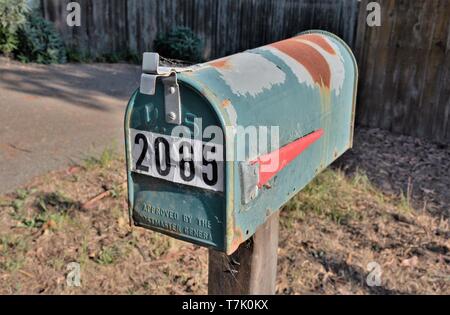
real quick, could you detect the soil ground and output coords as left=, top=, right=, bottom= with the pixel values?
left=0, top=128, right=448, bottom=295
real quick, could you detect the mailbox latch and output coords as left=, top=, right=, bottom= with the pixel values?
left=140, top=53, right=190, bottom=125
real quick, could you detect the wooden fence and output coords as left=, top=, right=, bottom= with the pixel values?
left=40, top=0, right=450, bottom=143
left=356, top=0, right=450, bottom=142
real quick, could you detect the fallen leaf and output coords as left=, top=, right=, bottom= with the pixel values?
left=43, top=219, right=57, bottom=230
left=117, top=217, right=127, bottom=228
left=67, top=166, right=81, bottom=175
left=401, top=256, right=418, bottom=268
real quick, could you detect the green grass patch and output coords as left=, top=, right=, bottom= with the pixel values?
left=96, top=245, right=121, bottom=265
left=0, top=235, right=29, bottom=272
left=282, top=169, right=388, bottom=228
left=281, top=168, right=416, bottom=229
left=83, top=146, right=117, bottom=170
left=8, top=191, right=76, bottom=230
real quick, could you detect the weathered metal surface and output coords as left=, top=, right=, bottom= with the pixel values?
left=125, top=30, right=358, bottom=254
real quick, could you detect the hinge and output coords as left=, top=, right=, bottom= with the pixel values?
left=140, top=53, right=182, bottom=125
left=239, top=162, right=260, bottom=205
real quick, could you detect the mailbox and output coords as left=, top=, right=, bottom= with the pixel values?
left=124, top=30, right=358, bottom=254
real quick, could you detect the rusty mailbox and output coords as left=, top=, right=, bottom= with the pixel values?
left=124, top=30, right=358, bottom=254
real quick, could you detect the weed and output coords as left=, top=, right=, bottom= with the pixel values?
left=282, top=169, right=374, bottom=227
left=99, top=147, right=116, bottom=168
left=11, top=199, right=24, bottom=211
left=0, top=235, right=29, bottom=272
left=67, top=49, right=141, bottom=64
left=398, top=192, right=414, bottom=214
left=66, top=49, right=91, bottom=63
left=10, top=188, right=34, bottom=211
left=78, top=237, right=90, bottom=266
left=48, top=257, right=65, bottom=271
left=149, top=234, right=173, bottom=258
left=0, top=196, right=8, bottom=207
left=15, top=189, right=28, bottom=200
left=96, top=246, right=121, bottom=265
left=36, top=191, right=78, bottom=213
left=110, top=184, right=125, bottom=199
left=84, top=146, right=117, bottom=170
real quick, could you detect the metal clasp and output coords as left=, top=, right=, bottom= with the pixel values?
left=239, top=162, right=260, bottom=205
left=140, top=53, right=182, bottom=125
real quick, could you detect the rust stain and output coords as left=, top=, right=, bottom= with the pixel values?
left=208, top=57, right=232, bottom=70
left=221, top=99, right=231, bottom=108
left=271, top=39, right=331, bottom=89
left=298, top=34, right=336, bottom=55
left=229, top=228, right=244, bottom=254
left=200, top=84, right=219, bottom=103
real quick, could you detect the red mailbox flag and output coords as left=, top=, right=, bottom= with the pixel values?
left=253, top=129, right=324, bottom=187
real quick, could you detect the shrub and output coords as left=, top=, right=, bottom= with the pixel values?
left=15, top=12, right=66, bottom=64
left=67, top=49, right=141, bottom=64
left=0, top=0, right=30, bottom=55
left=154, top=27, right=203, bottom=63
left=66, top=49, right=92, bottom=63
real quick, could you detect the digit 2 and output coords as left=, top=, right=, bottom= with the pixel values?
left=135, top=133, right=149, bottom=172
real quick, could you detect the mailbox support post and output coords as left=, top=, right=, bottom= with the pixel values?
left=208, top=212, right=279, bottom=295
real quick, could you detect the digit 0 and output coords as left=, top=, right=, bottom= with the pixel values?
left=155, top=137, right=171, bottom=176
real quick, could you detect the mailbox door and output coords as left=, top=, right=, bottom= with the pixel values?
left=125, top=82, right=227, bottom=251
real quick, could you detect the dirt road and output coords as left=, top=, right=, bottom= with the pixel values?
left=0, top=58, right=140, bottom=193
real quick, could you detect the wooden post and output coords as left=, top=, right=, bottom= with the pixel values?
left=208, top=212, right=279, bottom=295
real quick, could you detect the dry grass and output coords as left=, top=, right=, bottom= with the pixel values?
left=278, top=169, right=449, bottom=294
left=0, top=149, right=448, bottom=294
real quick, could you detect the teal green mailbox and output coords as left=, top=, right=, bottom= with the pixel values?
left=125, top=30, right=358, bottom=254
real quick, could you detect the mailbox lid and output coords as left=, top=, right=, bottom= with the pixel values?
left=124, top=81, right=228, bottom=250
left=180, top=30, right=357, bottom=151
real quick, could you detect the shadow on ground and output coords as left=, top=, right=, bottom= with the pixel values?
left=0, top=58, right=140, bottom=112
left=336, top=127, right=450, bottom=218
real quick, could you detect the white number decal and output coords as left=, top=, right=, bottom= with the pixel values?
left=130, top=129, right=224, bottom=192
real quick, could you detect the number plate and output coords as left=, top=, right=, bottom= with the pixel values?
left=129, top=129, right=224, bottom=192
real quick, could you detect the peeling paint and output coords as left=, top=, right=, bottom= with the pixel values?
left=260, top=45, right=316, bottom=90
left=297, top=34, right=336, bottom=55
left=209, top=57, right=232, bottom=70
left=271, top=40, right=331, bottom=89
left=209, top=52, right=286, bottom=98
left=221, top=99, right=232, bottom=108
left=295, top=37, right=345, bottom=96
left=261, top=34, right=346, bottom=96
left=224, top=101, right=238, bottom=126
left=229, top=227, right=244, bottom=255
